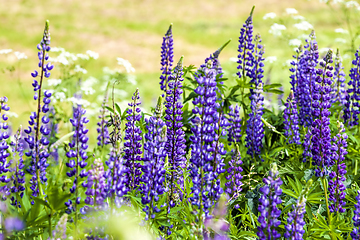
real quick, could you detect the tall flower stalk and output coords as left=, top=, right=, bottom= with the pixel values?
left=227, top=104, right=242, bottom=145
left=0, top=97, right=11, bottom=200
left=164, top=56, right=186, bottom=212
left=284, top=91, right=301, bottom=145
left=224, top=145, right=243, bottom=201
left=123, top=89, right=143, bottom=191
left=331, top=49, right=346, bottom=105
left=257, top=163, right=282, bottom=240
left=352, top=190, right=360, bottom=239
left=24, top=20, right=53, bottom=200
left=97, top=87, right=110, bottom=148
left=159, top=24, right=174, bottom=95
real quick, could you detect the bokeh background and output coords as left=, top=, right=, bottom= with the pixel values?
left=0, top=0, right=359, bottom=130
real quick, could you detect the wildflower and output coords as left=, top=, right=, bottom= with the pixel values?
left=334, top=28, right=349, bottom=34
left=225, top=146, right=243, bottom=200
left=284, top=91, right=301, bottom=144
left=227, top=104, right=242, bottom=144
left=293, top=21, right=313, bottom=31
left=0, top=97, right=11, bottom=199
left=0, top=49, right=12, bottom=54
left=96, top=89, right=110, bottom=147
left=269, top=23, right=286, bottom=36
left=257, top=163, right=282, bottom=240
left=289, top=39, right=302, bottom=47
left=264, top=56, right=277, bottom=64
left=263, top=12, right=276, bottom=19
left=285, top=8, right=298, bottom=14
left=49, top=214, right=68, bottom=240
left=159, top=24, right=174, bottom=94
left=117, top=57, right=135, bottom=73
left=331, top=49, right=346, bottom=105
left=14, top=51, right=28, bottom=60
left=352, top=190, right=360, bottom=239
left=86, top=50, right=99, bottom=59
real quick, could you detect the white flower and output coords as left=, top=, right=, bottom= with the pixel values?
left=263, top=12, right=277, bottom=19
left=67, top=97, right=91, bottom=107
left=292, top=15, right=305, bottom=20
left=86, top=50, right=99, bottom=59
left=285, top=59, right=294, bottom=67
left=50, top=47, right=65, bottom=52
left=102, top=66, right=117, bottom=75
left=335, top=38, right=347, bottom=43
left=47, top=79, right=62, bottom=87
left=81, top=76, right=97, bottom=95
left=269, top=23, right=287, bottom=36
left=333, top=0, right=344, bottom=3
left=293, top=21, right=313, bottom=31
left=0, top=49, right=12, bottom=54
left=285, top=8, right=298, bottom=14
left=289, top=39, right=302, bottom=47
left=265, top=56, right=277, bottom=63
left=334, top=28, right=349, bottom=34
left=343, top=54, right=351, bottom=59
left=76, top=53, right=90, bottom=60
left=6, top=111, right=18, bottom=118
left=297, top=34, right=310, bottom=39
left=117, top=58, right=135, bottom=73
left=229, top=57, right=238, bottom=62
left=345, top=0, right=359, bottom=8
left=74, top=65, right=87, bottom=74
left=14, top=51, right=27, bottom=60
left=53, top=92, right=67, bottom=102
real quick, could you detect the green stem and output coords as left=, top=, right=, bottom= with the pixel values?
left=321, top=177, right=335, bottom=240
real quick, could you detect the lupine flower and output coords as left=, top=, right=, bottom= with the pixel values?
left=284, top=180, right=312, bottom=240
left=123, top=89, right=143, bottom=191
left=227, top=104, right=242, bottom=144
left=297, top=31, right=319, bottom=126
left=306, top=50, right=333, bottom=177
left=351, top=190, right=360, bottom=239
left=141, top=97, right=167, bottom=221
left=164, top=56, right=186, bottom=210
left=249, top=34, right=265, bottom=90
left=224, top=146, right=243, bottom=200
left=24, top=21, right=54, bottom=200
left=204, top=195, right=230, bottom=240
left=328, top=121, right=347, bottom=213
left=64, top=106, right=89, bottom=214
left=289, top=45, right=303, bottom=103
left=284, top=91, right=301, bottom=144
left=4, top=217, right=24, bottom=232
left=189, top=47, right=227, bottom=218
left=49, top=214, right=68, bottom=240
left=331, top=49, right=346, bottom=105
left=344, top=48, right=360, bottom=126
left=9, top=127, right=25, bottom=208
left=0, top=97, right=11, bottom=199
left=159, top=24, right=174, bottom=94
left=245, top=83, right=264, bottom=160
left=257, top=163, right=283, bottom=240
left=97, top=89, right=110, bottom=147
left=237, top=6, right=255, bottom=80
left=82, top=158, right=107, bottom=212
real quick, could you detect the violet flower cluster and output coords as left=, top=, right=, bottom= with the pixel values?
left=141, top=98, right=167, bottom=220
left=308, top=50, right=333, bottom=177
left=96, top=92, right=110, bottom=147
left=159, top=24, right=174, bottom=94
left=284, top=91, right=301, bottom=145
left=289, top=45, right=303, bottom=97
left=64, top=106, right=89, bottom=213
left=224, top=147, right=243, bottom=200
left=123, top=89, right=143, bottom=191
left=249, top=34, right=265, bottom=90
left=245, top=83, right=264, bottom=160
left=9, top=127, right=25, bottom=208
left=227, top=105, right=242, bottom=145
left=352, top=190, right=360, bottom=239
left=0, top=97, right=11, bottom=199
left=257, top=163, right=283, bottom=240
left=331, top=49, right=346, bottom=105
left=344, top=48, right=360, bottom=126
left=284, top=196, right=306, bottom=240
left=328, top=121, right=347, bottom=213
left=24, top=21, right=54, bottom=200
left=237, top=7, right=254, bottom=80
left=164, top=56, right=186, bottom=209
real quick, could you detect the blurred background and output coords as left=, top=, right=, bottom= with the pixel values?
left=0, top=0, right=359, bottom=131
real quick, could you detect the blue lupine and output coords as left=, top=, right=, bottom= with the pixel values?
left=82, top=158, right=107, bottom=213
left=331, top=49, right=346, bottom=105
left=224, top=146, right=243, bottom=200
left=249, top=34, right=265, bottom=90
left=97, top=91, right=110, bottom=147
left=123, top=89, right=143, bottom=191
left=284, top=91, right=301, bottom=145
left=297, top=31, right=319, bottom=126
left=344, top=48, right=360, bottom=126
left=24, top=21, right=53, bottom=200
left=9, top=127, right=25, bottom=208
left=0, top=97, right=11, bottom=199
left=141, top=97, right=167, bottom=221
left=159, top=24, right=174, bottom=94
left=164, top=57, right=186, bottom=210
left=289, top=45, right=303, bottom=98
left=64, top=106, right=89, bottom=215
left=307, top=50, right=333, bottom=177
left=245, top=83, right=264, bottom=160
left=257, top=163, right=282, bottom=240
left=237, top=6, right=255, bottom=80
left=284, top=180, right=311, bottom=240
left=352, top=190, right=360, bottom=239
left=328, top=121, right=347, bottom=213
left=227, top=104, right=242, bottom=145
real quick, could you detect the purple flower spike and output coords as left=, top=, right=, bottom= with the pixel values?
left=0, top=97, right=11, bottom=199
left=331, top=49, right=346, bottom=105
left=284, top=91, right=301, bottom=145
left=257, top=163, right=282, bottom=240
left=344, top=48, right=360, bottom=126
left=124, top=89, right=143, bottom=191
left=159, top=24, right=174, bottom=94
left=227, top=104, right=242, bottom=145
left=328, top=121, right=348, bottom=213
left=352, top=190, right=360, bottom=239
left=96, top=90, right=110, bottom=147
left=224, top=146, right=243, bottom=200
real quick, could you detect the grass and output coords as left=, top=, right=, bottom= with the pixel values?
left=1, top=0, right=360, bottom=129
